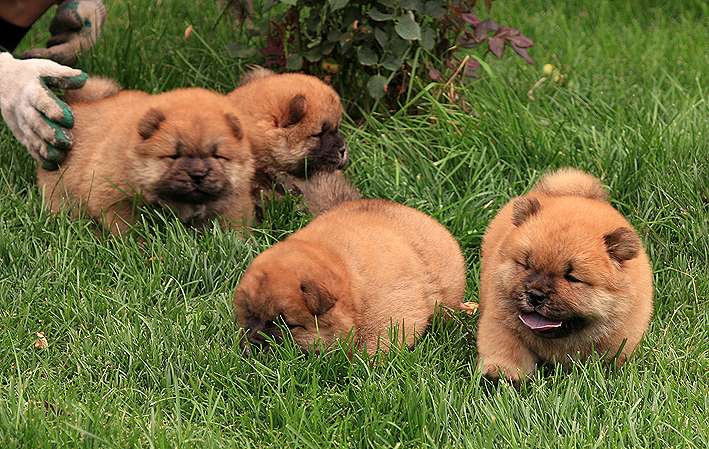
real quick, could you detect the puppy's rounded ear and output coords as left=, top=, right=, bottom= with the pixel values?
left=300, top=280, right=336, bottom=316
left=138, top=108, right=166, bottom=140
left=225, top=113, right=244, bottom=140
left=282, top=94, right=307, bottom=128
left=604, top=227, right=641, bottom=262
left=512, top=197, right=541, bottom=227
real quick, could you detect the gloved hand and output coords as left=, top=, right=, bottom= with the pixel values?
left=23, top=0, right=107, bottom=66
left=0, top=52, right=87, bottom=170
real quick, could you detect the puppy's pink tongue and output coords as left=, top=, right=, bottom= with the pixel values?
left=519, top=312, right=563, bottom=331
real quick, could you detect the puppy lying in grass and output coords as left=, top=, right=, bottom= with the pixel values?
left=477, top=168, right=653, bottom=383
left=233, top=198, right=467, bottom=354
left=37, top=78, right=254, bottom=234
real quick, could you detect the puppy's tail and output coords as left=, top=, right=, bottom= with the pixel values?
left=239, top=65, right=275, bottom=86
left=532, top=167, right=608, bottom=201
left=64, top=76, right=121, bottom=104
left=296, top=171, right=361, bottom=216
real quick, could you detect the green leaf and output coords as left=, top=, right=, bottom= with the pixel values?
left=368, top=7, right=394, bottom=21
left=395, top=12, right=421, bottom=41
left=367, top=74, right=388, bottom=99
left=423, top=1, right=446, bottom=18
left=328, top=0, right=349, bottom=11
left=381, top=53, right=404, bottom=71
left=280, top=0, right=297, bottom=5
left=421, top=26, right=435, bottom=51
left=401, top=0, right=423, bottom=11
left=357, top=45, right=379, bottom=66
left=286, top=54, right=304, bottom=70
left=374, top=27, right=388, bottom=49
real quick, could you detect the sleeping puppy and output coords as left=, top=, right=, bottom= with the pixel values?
left=477, top=168, right=653, bottom=383
left=228, top=68, right=349, bottom=210
left=233, top=199, right=467, bottom=354
left=37, top=77, right=254, bottom=234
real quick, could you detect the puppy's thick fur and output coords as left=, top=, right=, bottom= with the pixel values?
left=477, top=168, right=653, bottom=383
left=234, top=199, right=466, bottom=353
left=38, top=78, right=254, bottom=234
left=228, top=68, right=347, bottom=178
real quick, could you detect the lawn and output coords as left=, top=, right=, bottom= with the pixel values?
left=1, top=0, right=707, bottom=447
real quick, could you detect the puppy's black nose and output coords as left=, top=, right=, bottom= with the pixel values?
left=527, top=289, right=547, bottom=307
left=189, top=170, right=209, bottom=183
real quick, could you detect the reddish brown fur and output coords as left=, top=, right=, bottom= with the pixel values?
left=37, top=78, right=254, bottom=234
left=233, top=199, right=467, bottom=354
left=477, top=168, right=653, bottom=383
left=228, top=69, right=351, bottom=213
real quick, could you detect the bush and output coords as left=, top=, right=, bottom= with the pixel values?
left=229, top=0, right=534, bottom=107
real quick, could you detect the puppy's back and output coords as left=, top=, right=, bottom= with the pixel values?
left=303, top=199, right=466, bottom=310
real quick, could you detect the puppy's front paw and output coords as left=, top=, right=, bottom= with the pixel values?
left=480, top=360, right=528, bottom=387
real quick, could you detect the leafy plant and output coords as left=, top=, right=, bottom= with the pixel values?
left=229, top=0, right=534, bottom=105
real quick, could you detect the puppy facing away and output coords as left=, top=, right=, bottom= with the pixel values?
left=477, top=168, right=653, bottom=383
left=37, top=78, right=254, bottom=234
left=227, top=68, right=349, bottom=201
left=233, top=199, right=467, bottom=353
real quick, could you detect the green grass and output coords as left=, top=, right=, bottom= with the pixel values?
left=1, top=0, right=707, bottom=447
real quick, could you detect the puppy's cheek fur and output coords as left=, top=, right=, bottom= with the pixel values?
left=133, top=158, right=172, bottom=198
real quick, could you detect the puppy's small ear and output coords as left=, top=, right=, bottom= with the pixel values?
left=282, top=94, right=307, bottom=128
left=225, top=113, right=243, bottom=140
left=604, top=227, right=641, bottom=262
left=138, top=108, right=166, bottom=140
left=512, top=197, right=541, bottom=227
left=300, top=280, right=336, bottom=316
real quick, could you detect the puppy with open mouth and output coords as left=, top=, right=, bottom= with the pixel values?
left=37, top=77, right=254, bottom=234
left=477, top=168, right=653, bottom=383
left=233, top=199, right=467, bottom=353
left=227, top=68, right=351, bottom=211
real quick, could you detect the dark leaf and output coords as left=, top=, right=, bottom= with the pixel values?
left=304, top=46, right=323, bottom=62
left=428, top=68, right=443, bottom=81
left=511, top=43, right=534, bottom=64
left=460, top=13, right=480, bottom=26
left=388, top=35, right=410, bottom=58
left=368, top=7, right=394, bottom=21
left=401, top=0, right=423, bottom=11
left=327, top=29, right=343, bottom=42
left=474, top=19, right=499, bottom=40
left=423, top=1, right=447, bottom=19
left=381, top=53, right=404, bottom=71
left=328, top=0, right=349, bottom=11
left=338, top=31, right=354, bottom=45
left=395, top=12, right=422, bottom=41
left=357, top=45, right=379, bottom=66
left=421, top=26, right=435, bottom=51
left=488, top=36, right=504, bottom=58
left=374, top=27, right=388, bottom=48
left=484, top=0, right=494, bottom=10
left=286, top=54, right=303, bottom=70
left=510, top=34, right=533, bottom=48
left=464, top=58, right=481, bottom=77
left=367, top=74, right=388, bottom=99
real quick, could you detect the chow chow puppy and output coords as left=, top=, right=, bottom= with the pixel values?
left=233, top=199, right=466, bottom=353
left=228, top=68, right=349, bottom=207
left=37, top=78, right=254, bottom=234
left=477, top=168, right=653, bottom=383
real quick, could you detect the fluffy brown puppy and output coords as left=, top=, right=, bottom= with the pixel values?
left=233, top=199, right=466, bottom=353
left=477, top=168, right=653, bottom=383
left=227, top=68, right=348, bottom=192
left=37, top=78, right=254, bottom=234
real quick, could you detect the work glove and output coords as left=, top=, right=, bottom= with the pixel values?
left=0, top=52, right=87, bottom=170
left=23, top=0, right=107, bottom=66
